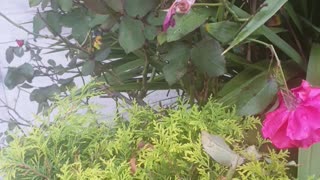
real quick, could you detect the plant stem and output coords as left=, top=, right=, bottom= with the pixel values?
left=193, top=3, right=223, bottom=7
left=249, top=38, right=290, bottom=92
left=0, top=12, right=57, bottom=40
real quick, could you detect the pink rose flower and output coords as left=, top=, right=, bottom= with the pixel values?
left=262, top=80, right=320, bottom=149
left=162, top=0, right=195, bottom=32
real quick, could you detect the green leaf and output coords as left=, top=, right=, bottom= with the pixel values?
left=124, top=0, right=158, bottom=17
left=4, top=63, right=35, bottom=90
left=5, top=47, right=14, bottom=64
left=225, top=0, right=287, bottom=53
left=147, top=11, right=166, bottom=26
left=284, top=2, right=303, bottom=34
left=95, top=48, right=111, bottom=61
left=205, top=21, right=241, bottom=44
left=83, top=0, right=109, bottom=14
left=114, top=59, right=144, bottom=73
left=72, top=23, right=90, bottom=43
left=144, top=25, right=158, bottom=41
left=105, top=0, right=124, bottom=12
left=166, top=7, right=214, bottom=42
left=260, top=27, right=305, bottom=69
left=163, top=43, right=190, bottom=85
left=37, top=101, right=50, bottom=114
left=236, top=75, right=278, bottom=116
left=119, top=16, right=145, bottom=53
left=33, top=13, right=47, bottom=35
left=299, top=44, right=320, bottom=179
left=89, top=15, right=109, bottom=28
left=217, top=64, right=268, bottom=106
left=307, top=43, right=320, bottom=86
left=191, top=39, right=225, bottom=77
left=230, top=5, right=305, bottom=69
left=29, top=0, right=42, bottom=7
left=57, top=0, right=73, bottom=12
left=41, top=0, right=50, bottom=9
left=48, top=59, right=56, bottom=66
left=20, top=83, right=34, bottom=89
left=13, top=47, right=24, bottom=57
left=46, top=11, right=62, bottom=35
left=30, top=84, right=61, bottom=103
left=82, top=61, right=95, bottom=76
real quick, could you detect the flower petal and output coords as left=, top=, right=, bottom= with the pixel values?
left=162, top=3, right=177, bottom=32
left=262, top=107, right=289, bottom=139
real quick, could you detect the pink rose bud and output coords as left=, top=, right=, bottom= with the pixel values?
left=16, top=40, right=24, bottom=47
left=162, top=0, right=196, bottom=32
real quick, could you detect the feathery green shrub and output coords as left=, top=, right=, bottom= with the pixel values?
left=0, top=86, right=291, bottom=179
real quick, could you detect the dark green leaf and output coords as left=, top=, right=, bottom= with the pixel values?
left=4, top=63, right=34, bottom=90
left=33, top=13, right=47, bottom=35
left=124, top=0, right=158, bottom=17
left=95, top=48, right=111, bottom=61
left=30, top=84, right=61, bottom=103
left=58, top=78, right=74, bottom=85
left=144, top=25, right=158, bottom=41
left=82, top=61, right=95, bottom=76
left=20, top=83, right=34, bottom=89
left=13, top=47, right=24, bottom=57
left=166, top=7, right=214, bottom=42
left=146, top=11, right=166, bottom=26
left=72, top=23, right=90, bottom=43
left=119, top=16, right=145, bottom=53
left=29, top=0, right=42, bottom=7
left=5, top=47, right=14, bottom=64
left=163, top=43, right=190, bottom=85
left=205, top=21, right=241, bottom=44
left=37, top=101, right=50, bottom=114
left=41, top=0, right=50, bottom=9
left=48, top=59, right=56, bottom=66
left=217, top=64, right=268, bottom=106
left=89, top=14, right=109, bottom=28
left=83, top=0, right=109, bottom=14
left=114, top=59, right=144, bottom=73
left=57, top=0, right=73, bottom=12
left=105, top=0, right=124, bottom=12
left=46, top=11, right=62, bottom=35
left=191, top=39, right=225, bottom=77
left=8, top=122, right=16, bottom=131
left=53, top=65, right=65, bottom=75
left=236, top=75, right=278, bottom=116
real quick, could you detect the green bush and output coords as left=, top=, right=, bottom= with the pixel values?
left=0, top=87, right=291, bottom=179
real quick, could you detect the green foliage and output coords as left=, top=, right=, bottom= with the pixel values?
left=0, top=87, right=291, bottom=179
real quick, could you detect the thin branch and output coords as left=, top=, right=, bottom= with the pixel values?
left=139, top=48, right=150, bottom=99
left=0, top=12, right=57, bottom=40
left=36, top=9, right=90, bottom=55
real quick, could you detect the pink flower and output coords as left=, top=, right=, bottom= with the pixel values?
left=16, top=40, right=24, bottom=47
left=162, top=0, right=195, bottom=32
left=262, top=80, right=320, bottom=149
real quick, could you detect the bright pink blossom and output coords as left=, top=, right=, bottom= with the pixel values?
left=262, top=80, right=320, bottom=149
left=162, top=0, right=195, bottom=32
left=16, top=40, right=24, bottom=47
